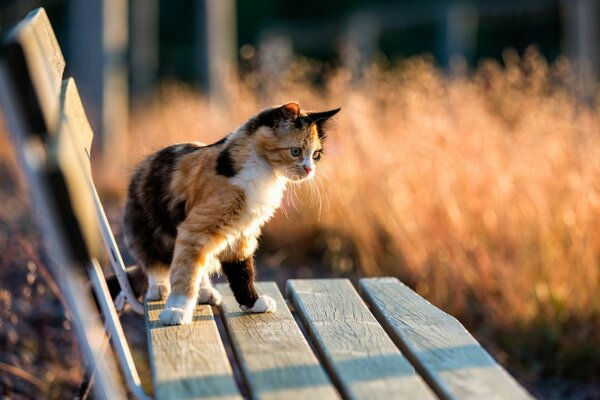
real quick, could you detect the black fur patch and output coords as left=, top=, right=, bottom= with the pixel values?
left=123, top=144, right=200, bottom=266
left=308, top=108, right=341, bottom=141
left=245, top=108, right=279, bottom=134
left=216, top=148, right=237, bottom=177
left=206, top=135, right=228, bottom=147
left=221, top=258, right=259, bottom=307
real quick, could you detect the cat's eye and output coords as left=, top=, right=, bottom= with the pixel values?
left=312, top=151, right=322, bottom=161
left=290, top=147, right=302, bottom=157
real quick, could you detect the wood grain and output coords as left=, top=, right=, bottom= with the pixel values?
left=146, top=300, right=241, bottom=400
left=359, top=277, right=533, bottom=400
left=8, top=7, right=65, bottom=131
left=60, top=78, right=94, bottom=161
left=287, top=279, right=436, bottom=400
left=216, top=282, right=340, bottom=400
left=50, top=77, right=104, bottom=259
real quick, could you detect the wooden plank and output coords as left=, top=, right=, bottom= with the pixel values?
left=43, top=118, right=101, bottom=260
left=287, top=279, right=436, bottom=400
left=146, top=300, right=241, bottom=400
left=56, top=77, right=96, bottom=250
left=359, top=278, right=533, bottom=400
left=6, top=7, right=65, bottom=131
left=216, top=282, right=340, bottom=400
left=60, top=78, right=94, bottom=160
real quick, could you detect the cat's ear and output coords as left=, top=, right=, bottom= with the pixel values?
left=280, top=102, right=300, bottom=120
left=248, top=103, right=300, bottom=132
left=308, top=108, right=341, bottom=140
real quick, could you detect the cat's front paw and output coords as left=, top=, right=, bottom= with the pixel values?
left=198, top=287, right=222, bottom=306
left=146, top=283, right=170, bottom=301
left=159, top=307, right=192, bottom=325
left=159, top=294, right=195, bottom=325
left=241, top=295, right=277, bottom=313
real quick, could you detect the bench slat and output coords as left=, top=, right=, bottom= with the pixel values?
left=359, top=278, right=533, bottom=400
left=6, top=7, right=65, bottom=132
left=216, top=282, right=340, bottom=400
left=287, top=279, right=436, bottom=400
left=60, top=78, right=94, bottom=161
left=146, top=301, right=241, bottom=400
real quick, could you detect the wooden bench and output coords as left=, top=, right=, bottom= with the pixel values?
left=0, top=8, right=533, bottom=400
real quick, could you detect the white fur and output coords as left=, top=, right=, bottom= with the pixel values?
left=302, top=156, right=316, bottom=179
left=230, top=152, right=287, bottom=235
left=241, top=295, right=277, bottom=313
left=198, top=269, right=222, bottom=305
left=198, top=287, right=222, bottom=306
left=159, top=294, right=196, bottom=325
left=146, top=269, right=170, bottom=300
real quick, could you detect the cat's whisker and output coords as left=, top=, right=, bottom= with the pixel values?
left=309, top=179, right=322, bottom=221
left=280, top=199, right=290, bottom=219
left=313, top=180, right=323, bottom=212
left=289, top=184, right=301, bottom=214
left=315, top=176, right=330, bottom=215
left=307, top=179, right=316, bottom=207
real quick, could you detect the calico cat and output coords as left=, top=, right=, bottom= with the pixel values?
left=123, top=102, right=340, bottom=325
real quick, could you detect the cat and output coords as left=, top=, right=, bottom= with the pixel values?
left=123, top=102, right=340, bottom=325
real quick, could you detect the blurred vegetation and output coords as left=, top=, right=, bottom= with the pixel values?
left=108, top=48, right=600, bottom=395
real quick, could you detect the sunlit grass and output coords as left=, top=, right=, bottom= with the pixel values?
left=104, top=48, right=600, bottom=381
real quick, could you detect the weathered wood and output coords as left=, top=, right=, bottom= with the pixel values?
left=53, top=76, right=115, bottom=263
left=359, top=278, right=533, bottom=400
left=146, top=300, right=241, bottom=400
left=60, top=78, right=94, bottom=161
left=287, top=279, right=436, bottom=400
left=0, top=9, right=124, bottom=399
left=6, top=7, right=65, bottom=131
left=50, top=113, right=102, bottom=259
left=216, top=282, right=340, bottom=400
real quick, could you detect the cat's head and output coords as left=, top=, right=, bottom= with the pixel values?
left=247, top=102, right=340, bottom=181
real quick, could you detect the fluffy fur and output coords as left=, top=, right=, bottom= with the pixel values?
left=123, top=102, right=339, bottom=325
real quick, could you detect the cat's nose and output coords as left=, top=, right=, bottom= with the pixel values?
left=304, top=165, right=312, bottom=174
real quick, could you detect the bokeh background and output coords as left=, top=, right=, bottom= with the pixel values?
left=1, top=0, right=600, bottom=399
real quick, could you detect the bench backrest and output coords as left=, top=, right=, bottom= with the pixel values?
left=0, top=8, right=125, bottom=399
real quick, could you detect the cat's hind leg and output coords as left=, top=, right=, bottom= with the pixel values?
left=197, top=261, right=222, bottom=306
left=145, top=264, right=170, bottom=300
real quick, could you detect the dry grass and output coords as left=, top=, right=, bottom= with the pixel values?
left=106, top=48, right=600, bottom=382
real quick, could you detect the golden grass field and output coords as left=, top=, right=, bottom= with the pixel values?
left=118, top=49, right=600, bottom=385
left=1, top=48, right=599, bottom=397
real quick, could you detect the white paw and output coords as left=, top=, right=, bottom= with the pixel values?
left=198, top=287, right=222, bottom=306
left=159, top=294, right=195, bottom=325
left=146, top=283, right=170, bottom=300
left=241, top=295, right=277, bottom=313
left=159, top=307, right=192, bottom=325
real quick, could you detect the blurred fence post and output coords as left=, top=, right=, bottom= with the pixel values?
left=258, top=30, right=293, bottom=96
left=130, top=0, right=158, bottom=105
left=438, top=1, right=478, bottom=70
left=195, top=0, right=237, bottom=104
left=69, top=0, right=128, bottom=158
left=341, top=12, right=380, bottom=82
left=562, top=0, right=599, bottom=102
